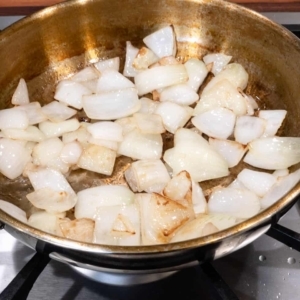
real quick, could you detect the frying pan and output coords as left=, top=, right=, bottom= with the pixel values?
left=0, top=0, right=300, bottom=276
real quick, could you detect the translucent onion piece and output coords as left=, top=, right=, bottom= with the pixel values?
left=0, top=108, right=29, bottom=130
left=143, top=25, right=176, bottom=58
left=75, top=185, right=135, bottom=219
left=59, top=218, right=95, bottom=243
left=155, top=101, right=192, bottom=134
left=234, top=116, right=266, bottom=145
left=83, top=88, right=141, bottom=120
left=123, top=42, right=140, bottom=77
left=133, top=47, right=159, bottom=70
left=193, top=79, right=247, bottom=116
left=192, top=107, right=236, bottom=140
left=160, top=83, right=199, bottom=105
left=118, top=129, right=162, bottom=160
left=136, top=193, right=194, bottom=245
left=14, top=102, right=47, bottom=125
left=88, top=137, right=119, bottom=151
left=209, top=138, right=247, bottom=168
left=237, top=169, right=277, bottom=197
left=41, top=101, right=77, bottom=122
left=228, top=179, right=246, bottom=190
left=184, top=58, right=208, bottom=91
left=94, top=57, right=120, bottom=73
left=62, top=122, right=91, bottom=147
left=125, top=159, right=170, bottom=193
left=60, top=141, right=83, bottom=165
left=11, top=78, right=30, bottom=105
left=273, top=169, right=289, bottom=178
left=258, top=110, right=287, bottom=137
left=27, top=187, right=77, bottom=213
left=203, top=63, right=249, bottom=94
left=261, top=169, right=300, bottom=209
left=54, top=80, right=92, bottom=109
left=81, top=79, right=98, bottom=93
left=0, top=200, right=27, bottom=223
left=133, top=113, right=165, bottom=134
left=96, top=69, right=135, bottom=93
left=202, top=53, right=232, bottom=76
left=29, top=211, right=63, bottom=235
left=208, top=187, right=260, bottom=219
left=244, top=94, right=258, bottom=115
left=0, top=138, right=31, bottom=179
left=164, top=128, right=229, bottom=182
left=39, top=119, right=80, bottom=139
left=94, top=204, right=140, bottom=245
left=244, top=137, right=300, bottom=170
left=157, top=56, right=179, bottom=66
left=70, top=66, right=99, bottom=82
left=115, top=117, right=137, bottom=136
left=87, top=121, right=123, bottom=142
left=192, top=181, right=207, bottom=214
left=134, top=64, right=188, bottom=96
left=2, top=126, right=45, bottom=142
left=77, top=144, right=116, bottom=176
left=138, top=97, right=159, bottom=114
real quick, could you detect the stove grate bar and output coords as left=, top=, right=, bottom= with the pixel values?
left=0, top=252, right=50, bottom=300
left=198, top=262, right=240, bottom=300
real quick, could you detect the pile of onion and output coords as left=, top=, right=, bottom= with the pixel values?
left=1, top=25, right=300, bottom=245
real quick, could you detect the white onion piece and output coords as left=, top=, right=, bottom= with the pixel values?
left=234, top=116, right=266, bottom=145
left=94, top=204, right=140, bottom=245
left=258, top=110, right=287, bottom=137
left=11, top=78, right=30, bottom=106
left=81, top=79, right=98, bottom=93
left=87, top=121, right=123, bottom=141
left=134, top=64, right=188, bottom=96
left=138, top=97, right=159, bottom=114
left=143, top=25, right=176, bottom=58
left=273, top=169, right=289, bottom=178
left=59, top=218, right=95, bottom=242
left=228, top=179, right=247, bottom=190
left=237, top=169, right=277, bottom=197
left=203, top=53, right=232, bottom=76
left=133, top=47, right=159, bottom=70
left=0, top=138, right=31, bottom=179
left=118, top=129, right=162, bottom=160
left=171, top=213, right=236, bottom=242
left=192, top=108, right=236, bottom=140
left=32, top=138, right=68, bottom=173
left=209, top=138, right=247, bottom=168
left=164, top=128, right=229, bottom=182
left=193, top=79, right=247, bottom=116
left=184, top=58, right=208, bottom=92
left=75, top=185, right=135, bottom=219
left=123, top=42, right=140, bottom=77
left=2, top=126, right=45, bottom=142
left=261, top=169, right=300, bottom=209
left=136, top=193, right=194, bottom=245
left=96, top=69, right=135, bottom=93
left=157, top=56, right=179, bottom=66
left=60, top=141, right=83, bottom=165
left=244, top=137, right=300, bottom=170
left=54, top=80, right=92, bottom=109
left=27, top=187, right=77, bottom=213
left=155, top=101, right=192, bottom=134
left=62, top=122, right=91, bottom=147
left=0, top=200, right=27, bottom=223
left=77, top=144, right=116, bottom=176
left=14, top=102, right=47, bottom=125
left=133, top=113, right=165, bottom=134
left=125, top=159, right=170, bottom=193
left=115, top=117, right=137, bottom=136
left=208, top=187, right=260, bottom=219
left=70, top=66, right=99, bottom=82
left=160, top=83, right=199, bottom=105
left=0, top=108, right=29, bottom=130
left=88, top=137, right=119, bottom=151
left=244, top=94, right=259, bottom=115
left=203, top=63, right=249, bottom=94
left=192, top=181, right=207, bottom=214
left=39, top=119, right=80, bottom=138
left=94, top=57, right=120, bottom=73
left=41, top=101, right=77, bottom=122
left=83, top=88, right=141, bottom=120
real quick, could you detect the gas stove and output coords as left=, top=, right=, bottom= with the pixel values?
left=1, top=14, right=300, bottom=300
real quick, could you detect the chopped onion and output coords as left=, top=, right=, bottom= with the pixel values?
left=75, top=185, right=135, bottom=219
left=134, top=64, right=188, bottom=96
left=125, top=159, right=170, bottom=193
left=14, top=102, right=47, bottom=125
left=11, top=78, right=30, bottom=106
left=123, top=41, right=140, bottom=77
left=138, top=97, right=159, bottom=114
left=184, top=58, right=208, bottom=91
left=62, top=122, right=91, bottom=147
left=39, top=119, right=80, bottom=139
left=192, top=181, right=207, bottom=214
left=87, top=121, right=123, bottom=141
left=133, top=112, right=165, bottom=134
left=244, top=137, right=300, bottom=170
left=273, top=169, right=289, bottom=178
left=81, top=79, right=98, bottom=93
left=41, top=101, right=77, bottom=122
left=133, top=47, right=159, bottom=70
left=0, top=108, right=29, bottom=130
left=203, top=53, right=232, bottom=76
left=88, top=137, right=119, bottom=151
left=0, top=200, right=27, bottom=223
left=60, top=141, right=83, bottom=165
left=70, top=66, right=99, bottom=82
left=94, top=57, right=120, bottom=73
left=258, top=110, right=287, bottom=137
left=2, top=126, right=45, bottom=142
left=114, top=117, right=137, bottom=136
